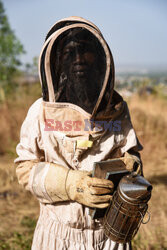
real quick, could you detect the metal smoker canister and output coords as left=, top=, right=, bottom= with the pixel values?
left=103, top=173, right=152, bottom=243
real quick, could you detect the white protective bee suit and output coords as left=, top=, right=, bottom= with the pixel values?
left=15, top=16, right=142, bottom=250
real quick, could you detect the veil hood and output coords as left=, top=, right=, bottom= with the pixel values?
left=39, top=16, right=123, bottom=120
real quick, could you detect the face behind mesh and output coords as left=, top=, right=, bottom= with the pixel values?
left=43, top=28, right=107, bottom=113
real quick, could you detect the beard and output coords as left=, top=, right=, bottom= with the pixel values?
left=56, top=67, right=102, bottom=113
left=66, top=78, right=96, bottom=113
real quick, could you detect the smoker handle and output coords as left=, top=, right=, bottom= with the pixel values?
left=139, top=210, right=151, bottom=224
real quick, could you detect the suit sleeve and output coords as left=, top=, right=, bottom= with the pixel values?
left=14, top=99, right=53, bottom=203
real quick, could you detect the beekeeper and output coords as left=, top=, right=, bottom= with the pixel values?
left=15, top=16, right=142, bottom=250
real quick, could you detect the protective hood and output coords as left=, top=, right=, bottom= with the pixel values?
left=39, top=16, right=124, bottom=120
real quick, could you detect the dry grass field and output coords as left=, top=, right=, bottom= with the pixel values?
left=128, top=95, right=167, bottom=249
left=0, top=86, right=166, bottom=249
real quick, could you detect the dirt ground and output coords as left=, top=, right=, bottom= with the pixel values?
left=0, top=94, right=167, bottom=249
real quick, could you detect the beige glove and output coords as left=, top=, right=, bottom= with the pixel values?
left=66, top=169, right=114, bottom=208
left=45, top=163, right=114, bottom=208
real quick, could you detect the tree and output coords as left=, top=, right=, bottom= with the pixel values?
left=0, top=0, right=25, bottom=96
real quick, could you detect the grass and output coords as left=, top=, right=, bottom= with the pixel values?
left=0, top=216, right=36, bottom=250
left=128, top=94, right=167, bottom=250
left=0, top=82, right=41, bottom=156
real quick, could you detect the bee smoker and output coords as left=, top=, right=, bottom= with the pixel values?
left=103, top=173, right=152, bottom=243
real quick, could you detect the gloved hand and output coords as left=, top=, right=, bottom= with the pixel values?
left=66, top=170, right=114, bottom=208
left=122, top=152, right=142, bottom=174
left=44, top=163, right=114, bottom=208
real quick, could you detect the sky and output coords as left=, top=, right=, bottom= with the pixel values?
left=3, top=0, right=167, bottom=69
